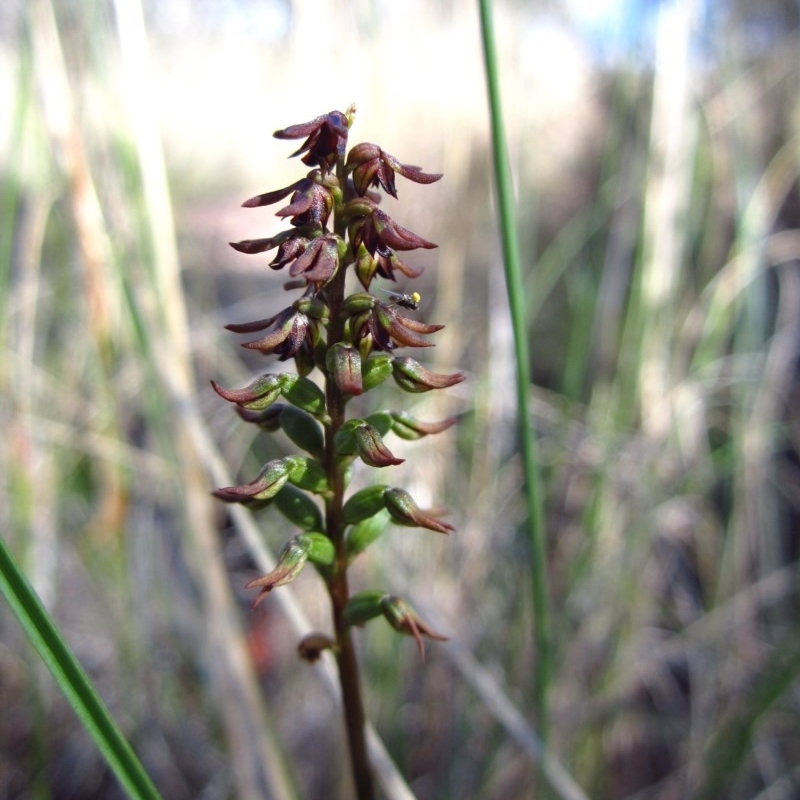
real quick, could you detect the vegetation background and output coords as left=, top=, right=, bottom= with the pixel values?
left=2, top=0, right=800, bottom=798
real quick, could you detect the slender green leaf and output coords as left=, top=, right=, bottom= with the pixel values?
left=0, top=536, right=164, bottom=800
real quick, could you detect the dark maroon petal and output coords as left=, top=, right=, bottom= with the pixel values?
left=392, top=314, right=444, bottom=334
left=378, top=309, right=436, bottom=348
left=270, top=236, right=309, bottom=269
left=224, top=313, right=282, bottom=334
left=241, top=326, right=291, bottom=353
left=394, top=162, right=443, bottom=185
left=373, top=209, right=437, bottom=251
left=241, top=179, right=305, bottom=208
left=274, top=115, right=330, bottom=139
left=229, top=233, right=291, bottom=255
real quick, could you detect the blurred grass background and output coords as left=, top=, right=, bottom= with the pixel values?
left=3, top=0, right=800, bottom=798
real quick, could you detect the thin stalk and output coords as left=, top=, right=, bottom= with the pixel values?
left=324, top=160, right=375, bottom=800
left=477, top=0, right=551, bottom=740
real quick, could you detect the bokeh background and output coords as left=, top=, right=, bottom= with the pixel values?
left=3, top=0, right=800, bottom=798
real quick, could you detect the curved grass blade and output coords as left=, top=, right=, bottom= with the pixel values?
left=0, top=536, right=164, bottom=800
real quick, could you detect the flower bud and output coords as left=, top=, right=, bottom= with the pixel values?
left=355, top=244, right=377, bottom=289
left=245, top=537, right=308, bottom=608
left=342, top=292, right=376, bottom=314
left=213, top=458, right=291, bottom=504
left=211, top=373, right=283, bottom=411
left=384, top=487, right=454, bottom=534
left=379, top=595, right=448, bottom=660
left=327, top=343, right=363, bottom=396
left=298, top=633, right=336, bottom=662
left=353, top=423, right=404, bottom=467
left=294, top=296, right=330, bottom=322
left=333, top=419, right=361, bottom=456
left=391, top=357, right=465, bottom=393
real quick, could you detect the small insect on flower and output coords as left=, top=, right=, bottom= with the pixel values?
left=377, top=288, right=421, bottom=311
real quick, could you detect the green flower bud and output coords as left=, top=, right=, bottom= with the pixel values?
left=355, top=243, right=377, bottom=290
left=245, top=537, right=309, bottom=607
left=211, top=373, right=283, bottom=411
left=384, top=487, right=454, bottom=534
left=213, top=458, right=291, bottom=504
left=327, top=343, right=363, bottom=396
left=379, top=595, right=447, bottom=660
left=294, top=296, right=330, bottom=322
left=353, top=423, right=404, bottom=467
left=342, top=291, right=376, bottom=314
left=392, top=357, right=465, bottom=393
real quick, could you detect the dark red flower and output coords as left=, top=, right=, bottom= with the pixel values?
left=274, top=178, right=334, bottom=229
left=349, top=201, right=437, bottom=257
left=346, top=143, right=442, bottom=198
left=274, top=110, right=350, bottom=171
left=236, top=171, right=335, bottom=231
left=225, top=307, right=317, bottom=361
left=287, top=234, right=341, bottom=287
left=352, top=300, right=443, bottom=353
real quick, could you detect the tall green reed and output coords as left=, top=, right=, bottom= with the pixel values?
left=477, top=0, right=550, bottom=743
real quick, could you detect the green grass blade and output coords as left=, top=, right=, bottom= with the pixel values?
left=0, top=536, right=164, bottom=800
left=477, top=0, right=551, bottom=738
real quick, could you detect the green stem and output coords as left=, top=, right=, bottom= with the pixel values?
left=477, top=0, right=551, bottom=740
left=322, top=157, right=375, bottom=800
